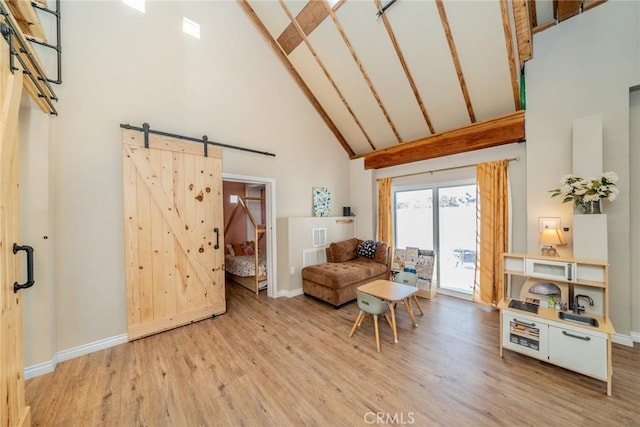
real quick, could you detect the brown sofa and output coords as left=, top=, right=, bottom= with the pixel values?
left=302, top=238, right=392, bottom=307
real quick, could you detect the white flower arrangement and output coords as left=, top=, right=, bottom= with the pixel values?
left=549, top=171, right=620, bottom=207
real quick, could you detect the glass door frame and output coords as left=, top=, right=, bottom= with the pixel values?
left=393, top=178, right=477, bottom=300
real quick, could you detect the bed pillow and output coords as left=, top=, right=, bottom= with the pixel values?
left=357, top=240, right=379, bottom=259
left=243, top=241, right=255, bottom=256
left=231, top=243, right=245, bottom=256
left=225, top=244, right=235, bottom=257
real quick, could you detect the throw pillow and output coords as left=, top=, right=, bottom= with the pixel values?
left=225, top=244, right=235, bottom=257
left=358, top=240, right=379, bottom=259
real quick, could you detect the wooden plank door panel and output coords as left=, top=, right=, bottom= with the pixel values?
left=123, top=131, right=225, bottom=340
left=1, top=38, right=31, bottom=427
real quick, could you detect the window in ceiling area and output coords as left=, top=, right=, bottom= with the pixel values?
left=182, top=17, right=200, bottom=39
left=327, top=0, right=340, bottom=9
left=123, top=0, right=145, bottom=13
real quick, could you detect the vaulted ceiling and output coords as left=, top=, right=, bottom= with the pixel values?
left=238, top=0, right=605, bottom=169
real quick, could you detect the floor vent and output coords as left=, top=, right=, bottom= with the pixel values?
left=303, top=248, right=326, bottom=267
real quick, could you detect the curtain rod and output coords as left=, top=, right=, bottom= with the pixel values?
left=377, top=156, right=520, bottom=181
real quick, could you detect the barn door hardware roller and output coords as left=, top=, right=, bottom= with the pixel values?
left=13, top=243, right=35, bottom=293
left=120, top=123, right=276, bottom=158
left=0, top=22, right=17, bottom=72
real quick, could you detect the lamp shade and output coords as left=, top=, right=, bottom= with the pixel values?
left=539, top=228, right=567, bottom=245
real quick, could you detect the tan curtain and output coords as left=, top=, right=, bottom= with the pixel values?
left=377, top=177, right=393, bottom=245
left=474, top=160, right=509, bottom=305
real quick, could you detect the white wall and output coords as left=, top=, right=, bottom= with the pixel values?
left=22, top=0, right=351, bottom=363
left=526, top=1, right=639, bottom=337
left=349, top=158, right=375, bottom=240
left=630, top=88, right=640, bottom=337
left=19, top=107, right=55, bottom=367
left=278, top=216, right=356, bottom=293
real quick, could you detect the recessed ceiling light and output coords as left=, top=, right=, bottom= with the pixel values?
left=183, top=17, right=200, bottom=40
left=123, top=0, right=145, bottom=13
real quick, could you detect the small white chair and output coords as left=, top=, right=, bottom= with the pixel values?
left=349, top=291, right=392, bottom=352
left=393, top=271, right=424, bottom=316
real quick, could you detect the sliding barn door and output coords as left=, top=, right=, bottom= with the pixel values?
left=122, top=130, right=225, bottom=340
left=1, top=41, right=31, bottom=426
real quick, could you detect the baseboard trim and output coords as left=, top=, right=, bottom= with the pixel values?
left=24, top=333, right=128, bottom=379
left=24, top=360, right=55, bottom=379
left=277, top=287, right=304, bottom=298
left=612, top=333, right=634, bottom=347
left=56, top=333, right=128, bottom=362
left=631, top=331, right=640, bottom=343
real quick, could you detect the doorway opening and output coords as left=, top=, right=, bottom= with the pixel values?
left=222, top=173, right=277, bottom=298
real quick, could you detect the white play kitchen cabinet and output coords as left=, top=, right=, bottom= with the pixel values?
left=499, top=253, right=615, bottom=396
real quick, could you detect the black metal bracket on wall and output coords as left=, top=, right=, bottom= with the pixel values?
left=120, top=123, right=276, bottom=158
left=28, top=0, right=62, bottom=84
left=0, top=22, right=17, bottom=73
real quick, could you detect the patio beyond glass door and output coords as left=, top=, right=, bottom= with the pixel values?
left=438, top=184, right=477, bottom=295
left=394, top=189, right=434, bottom=251
left=394, top=183, right=477, bottom=298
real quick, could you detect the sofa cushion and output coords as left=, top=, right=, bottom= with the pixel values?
left=328, top=238, right=359, bottom=263
left=357, top=240, right=379, bottom=258
left=301, top=259, right=388, bottom=289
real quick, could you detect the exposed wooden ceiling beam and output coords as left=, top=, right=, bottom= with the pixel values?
left=374, top=0, right=435, bottom=135
left=277, top=0, right=329, bottom=56
left=500, top=0, right=521, bottom=110
left=436, top=0, right=476, bottom=123
left=325, top=2, right=403, bottom=144
left=278, top=0, right=376, bottom=150
left=583, top=0, right=607, bottom=12
left=557, top=0, right=581, bottom=22
left=362, top=110, right=525, bottom=170
left=237, top=0, right=355, bottom=157
left=512, top=0, right=532, bottom=65
left=529, top=0, right=537, bottom=27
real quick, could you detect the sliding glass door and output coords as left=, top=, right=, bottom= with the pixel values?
left=437, top=184, right=477, bottom=294
left=394, top=182, right=477, bottom=297
left=395, top=189, right=434, bottom=251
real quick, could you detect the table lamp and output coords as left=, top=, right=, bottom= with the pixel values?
left=539, top=226, right=567, bottom=257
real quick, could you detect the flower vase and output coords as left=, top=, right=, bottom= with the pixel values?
left=581, top=199, right=603, bottom=214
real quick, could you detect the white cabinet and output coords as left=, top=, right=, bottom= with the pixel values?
left=499, top=253, right=614, bottom=396
left=548, top=325, right=607, bottom=380
left=502, top=312, right=548, bottom=360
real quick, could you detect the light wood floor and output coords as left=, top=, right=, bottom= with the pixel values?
left=26, top=282, right=640, bottom=426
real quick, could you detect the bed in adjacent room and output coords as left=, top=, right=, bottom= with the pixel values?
left=225, top=241, right=267, bottom=294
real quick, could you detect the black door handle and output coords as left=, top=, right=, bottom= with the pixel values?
left=213, top=227, right=220, bottom=249
left=13, top=243, right=35, bottom=293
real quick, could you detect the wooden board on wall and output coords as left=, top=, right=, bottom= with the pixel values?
left=122, top=130, right=226, bottom=340
left=1, top=38, right=31, bottom=427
